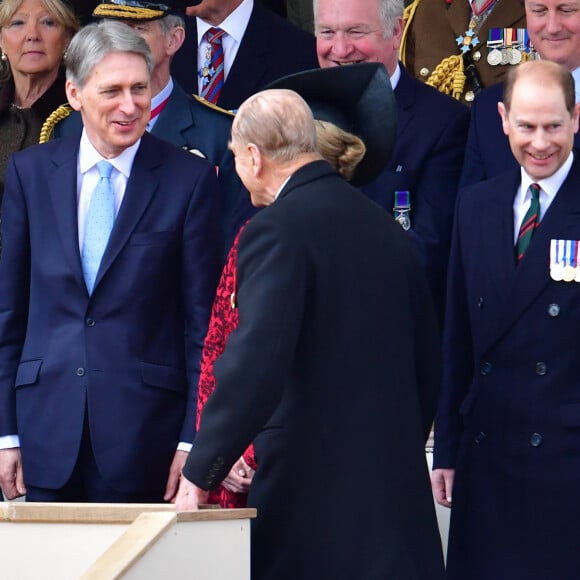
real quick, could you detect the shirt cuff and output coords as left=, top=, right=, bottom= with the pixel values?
left=177, top=441, right=192, bottom=453
left=0, top=435, right=20, bottom=449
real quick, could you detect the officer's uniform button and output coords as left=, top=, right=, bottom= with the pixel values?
left=477, top=297, right=484, bottom=309
left=548, top=303, right=560, bottom=317
left=473, top=50, right=482, bottom=62
left=475, top=431, right=486, bottom=444
left=76, top=367, right=85, bottom=377
left=86, top=318, right=95, bottom=327
left=535, top=362, right=547, bottom=376
left=480, top=362, right=492, bottom=376
left=530, top=433, right=543, bottom=447
left=465, top=90, right=475, bottom=102
left=420, top=67, right=430, bottom=77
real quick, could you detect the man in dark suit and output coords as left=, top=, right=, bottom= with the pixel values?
left=48, top=0, right=244, bottom=250
left=0, top=21, right=222, bottom=502
left=433, top=61, right=580, bottom=579
left=315, top=0, right=470, bottom=323
left=172, top=0, right=319, bottom=111
left=460, top=0, right=580, bottom=187
left=175, top=88, right=444, bottom=580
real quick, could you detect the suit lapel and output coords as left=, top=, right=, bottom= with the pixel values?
left=48, top=138, right=86, bottom=292
left=446, top=0, right=471, bottom=38
left=394, top=69, right=416, bottom=140
left=219, top=5, right=269, bottom=109
left=93, top=134, right=161, bottom=290
left=484, top=158, right=580, bottom=350
left=152, top=84, right=194, bottom=148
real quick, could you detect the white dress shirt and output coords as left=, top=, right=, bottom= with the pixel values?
left=196, top=0, right=254, bottom=95
left=513, top=151, right=573, bottom=244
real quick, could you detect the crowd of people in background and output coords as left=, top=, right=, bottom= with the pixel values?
left=0, top=0, right=579, bottom=579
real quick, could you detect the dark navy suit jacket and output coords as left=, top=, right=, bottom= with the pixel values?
left=0, top=132, right=222, bottom=494
left=52, top=81, right=247, bottom=250
left=435, top=158, right=580, bottom=578
left=172, top=2, right=319, bottom=111
left=362, top=67, right=470, bottom=322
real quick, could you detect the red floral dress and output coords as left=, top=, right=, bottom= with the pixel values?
left=196, top=225, right=257, bottom=508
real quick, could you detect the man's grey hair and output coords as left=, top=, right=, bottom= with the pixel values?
left=233, top=89, right=318, bottom=162
left=158, top=13, right=185, bottom=34
left=313, top=0, right=404, bottom=39
left=65, top=21, right=154, bottom=88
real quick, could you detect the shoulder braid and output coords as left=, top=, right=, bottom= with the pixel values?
left=426, top=55, right=466, bottom=100
left=193, top=94, right=235, bottom=117
left=39, top=104, right=73, bottom=144
left=399, top=0, right=423, bottom=66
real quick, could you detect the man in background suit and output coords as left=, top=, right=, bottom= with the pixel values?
left=460, top=0, right=580, bottom=187
left=172, top=0, right=319, bottom=110
left=315, top=0, right=470, bottom=322
left=175, top=88, right=444, bottom=580
left=433, top=61, right=580, bottom=579
left=48, top=0, right=244, bottom=250
left=0, top=21, right=222, bottom=502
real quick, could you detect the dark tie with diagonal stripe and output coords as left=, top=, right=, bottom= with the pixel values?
left=200, top=27, right=225, bottom=104
left=516, top=182, right=541, bottom=262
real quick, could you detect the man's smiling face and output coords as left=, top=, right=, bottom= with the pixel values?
left=315, top=0, right=403, bottom=75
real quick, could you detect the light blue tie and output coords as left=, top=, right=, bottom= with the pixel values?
left=82, top=160, right=115, bottom=294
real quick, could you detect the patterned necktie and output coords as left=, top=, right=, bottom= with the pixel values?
left=82, top=160, right=115, bottom=294
left=200, top=27, right=226, bottom=104
left=516, top=182, right=541, bottom=262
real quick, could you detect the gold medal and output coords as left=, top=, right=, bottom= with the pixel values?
left=563, top=265, right=576, bottom=282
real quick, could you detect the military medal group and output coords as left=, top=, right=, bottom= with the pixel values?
left=550, top=240, right=580, bottom=282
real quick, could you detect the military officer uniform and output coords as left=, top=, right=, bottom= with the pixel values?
left=401, top=0, right=526, bottom=104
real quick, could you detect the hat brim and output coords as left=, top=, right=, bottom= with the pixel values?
left=93, top=4, right=167, bottom=20
left=265, top=63, right=397, bottom=186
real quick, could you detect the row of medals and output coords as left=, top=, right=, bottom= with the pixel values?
left=550, top=240, right=580, bottom=282
left=486, top=42, right=539, bottom=66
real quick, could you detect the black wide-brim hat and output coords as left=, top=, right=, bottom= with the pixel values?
left=93, top=0, right=188, bottom=21
left=266, top=63, right=397, bottom=186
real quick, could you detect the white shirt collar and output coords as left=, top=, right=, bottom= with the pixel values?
left=196, top=0, right=253, bottom=45
left=519, top=151, right=574, bottom=206
left=390, top=63, right=401, bottom=91
left=572, top=67, right=580, bottom=103
left=79, top=129, right=141, bottom=179
left=151, top=77, right=173, bottom=111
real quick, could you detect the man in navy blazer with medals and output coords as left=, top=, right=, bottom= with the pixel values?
left=315, top=0, right=470, bottom=323
left=173, top=0, right=319, bottom=111
left=0, top=21, right=222, bottom=502
left=433, top=61, right=580, bottom=578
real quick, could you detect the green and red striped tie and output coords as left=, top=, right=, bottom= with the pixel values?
left=516, top=182, right=541, bottom=262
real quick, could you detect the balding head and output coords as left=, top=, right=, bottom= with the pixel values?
left=232, top=89, right=318, bottom=161
left=502, top=60, right=575, bottom=115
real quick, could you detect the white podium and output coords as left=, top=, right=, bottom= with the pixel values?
left=0, top=502, right=255, bottom=579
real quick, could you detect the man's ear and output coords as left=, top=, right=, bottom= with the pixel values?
left=166, top=25, right=185, bottom=56
left=65, top=80, right=82, bottom=112
left=248, top=143, right=262, bottom=176
left=498, top=102, right=509, bottom=137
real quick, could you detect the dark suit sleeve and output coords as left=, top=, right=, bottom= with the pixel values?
left=459, top=94, right=489, bottom=188
left=433, top=191, right=474, bottom=468
left=183, top=216, right=305, bottom=489
left=408, top=103, right=470, bottom=323
left=181, top=163, right=223, bottom=443
left=0, top=157, right=31, bottom=435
